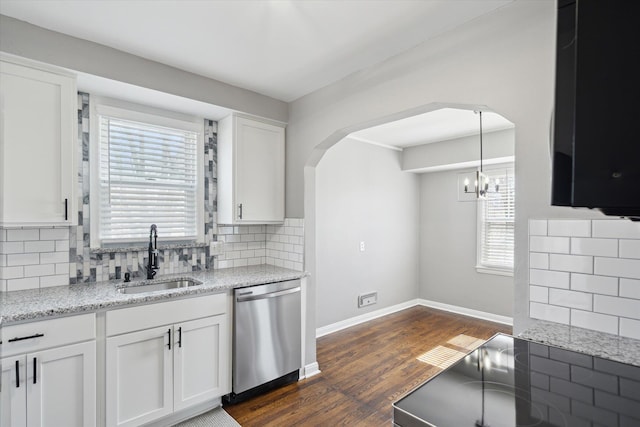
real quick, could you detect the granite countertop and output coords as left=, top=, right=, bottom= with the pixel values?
left=519, top=319, right=640, bottom=367
left=0, top=265, right=307, bottom=325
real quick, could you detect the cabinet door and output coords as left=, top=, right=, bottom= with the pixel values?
left=0, top=59, right=76, bottom=226
left=26, top=341, right=96, bottom=427
left=106, top=326, right=173, bottom=427
left=235, top=117, right=285, bottom=223
left=1, top=356, right=27, bottom=427
left=173, top=315, right=229, bottom=411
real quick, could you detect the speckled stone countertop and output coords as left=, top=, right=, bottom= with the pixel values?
left=0, top=265, right=307, bottom=325
left=520, top=319, right=640, bottom=367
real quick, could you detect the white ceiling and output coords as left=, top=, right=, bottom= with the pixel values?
left=0, top=0, right=513, bottom=102
left=349, top=108, right=515, bottom=149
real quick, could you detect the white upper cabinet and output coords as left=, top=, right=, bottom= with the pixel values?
left=0, top=55, right=77, bottom=227
left=218, top=113, right=285, bottom=224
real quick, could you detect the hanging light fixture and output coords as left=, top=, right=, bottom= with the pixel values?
left=463, top=110, right=500, bottom=199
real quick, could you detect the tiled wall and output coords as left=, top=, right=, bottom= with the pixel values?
left=214, top=219, right=304, bottom=271
left=266, top=219, right=304, bottom=271
left=0, top=228, right=72, bottom=291
left=69, top=94, right=217, bottom=283
left=526, top=339, right=639, bottom=425
left=529, top=219, right=640, bottom=340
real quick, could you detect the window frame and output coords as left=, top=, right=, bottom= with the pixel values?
left=475, top=163, right=515, bottom=277
left=90, top=97, right=204, bottom=248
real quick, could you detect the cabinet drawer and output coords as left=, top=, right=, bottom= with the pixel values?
left=1, top=313, right=96, bottom=357
left=106, top=293, right=227, bottom=337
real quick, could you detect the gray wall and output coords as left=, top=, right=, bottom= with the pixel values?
left=403, top=128, right=514, bottom=172
left=315, top=138, right=419, bottom=328
left=286, top=0, right=605, bottom=367
left=0, top=14, right=287, bottom=122
left=419, top=169, right=513, bottom=317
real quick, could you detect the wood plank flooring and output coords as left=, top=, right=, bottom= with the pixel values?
left=223, top=306, right=512, bottom=426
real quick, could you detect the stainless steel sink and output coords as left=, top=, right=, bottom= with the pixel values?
left=117, top=278, right=203, bottom=294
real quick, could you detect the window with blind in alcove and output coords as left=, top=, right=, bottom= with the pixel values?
left=93, top=103, right=203, bottom=246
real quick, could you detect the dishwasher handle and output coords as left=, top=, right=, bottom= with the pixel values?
left=236, top=286, right=300, bottom=302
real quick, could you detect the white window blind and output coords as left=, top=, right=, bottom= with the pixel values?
left=478, top=165, right=515, bottom=272
left=98, top=115, right=199, bottom=243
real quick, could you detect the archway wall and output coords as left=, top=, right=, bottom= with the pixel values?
left=286, top=1, right=604, bottom=368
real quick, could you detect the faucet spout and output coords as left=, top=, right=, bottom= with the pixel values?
left=147, top=224, right=159, bottom=279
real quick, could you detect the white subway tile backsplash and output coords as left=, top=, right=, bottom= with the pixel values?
left=549, top=289, right=592, bottom=311
left=594, top=295, right=640, bottom=320
left=530, top=285, right=549, bottom=303
left=548, top=220, right=591, bottom=237
left=40, top=228, right=69, bottom=240
left=529, top=218, right=640, bottom=338
left=0, top=266, right=24, bottom=279
left=7, top=277, right=39, bottom=291
left=24, top=240, right=55, bottom=253
left=592, top=220, right=640, bottom=239
left=594, top=257, right=640, bottom=280
left=530, top=302, right=570, bottom=324
left=55, top=239, right=70, bottom=252
left=0, top=254, right=5, bottom=267
left=24, top=264, right=56, bottom=277
left=549, top=254, right=593, bottom=274
left=571, top=310, right=619, bottom=335
left=571, top=238, right=618, bottom=257
left=570, top=273, right=618, bottom=296
left=0, top=229, right=6, bottom=241
left=7, top=253, right=40, bottom=266
left=40, top=274, right=69, bottom=288
left=530, top=269, right=570, bottom=289
left=530, top=236, right=570, bottom=254
left=0, top=241, right=24, bottom=254
left=7, top=229, right=40, bottom=241
left=0, top=279, right=6, bottom=292
left=40, top=251, right=69, bottom=265
left=530, top=252, right=550, bottom=270
left=620, top=318, right=640, bottom=340
left=619, top=278, right=640, bottom=300
left=619, top=240, right=640, bottom=259
left=529, top=220, right=548, bottom=236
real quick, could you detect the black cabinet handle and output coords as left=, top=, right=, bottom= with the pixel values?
left=167, top=328, right=171, bottom=350
left=238, top=203, right=243, bottom=219
left=178, top=327, right=182, bottom=348
left=64, top=198, right=68, bottom=220
left=33, top=357, right=37, bottom=385
left=8, top=333, right=44, bottom=343
left=15, top=360, right=20, bottom=388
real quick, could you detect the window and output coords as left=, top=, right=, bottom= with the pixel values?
left=91, top=101, right=203, bottom=246
left=477, top=164, right=515, bottom=275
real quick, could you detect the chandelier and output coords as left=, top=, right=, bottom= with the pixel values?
left=463, top=111, right=499, bottom=199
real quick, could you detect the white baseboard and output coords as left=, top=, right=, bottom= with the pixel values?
left=417, top=298, right=513, bottom=326
left=300, top=362, right=321, bottom=379
left=316, top=299, right=419, bottom=338
left=315, top=299, right=512, bottom=339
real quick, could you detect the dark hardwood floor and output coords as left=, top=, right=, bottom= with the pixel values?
left=224, top=305, right=512, bottom=426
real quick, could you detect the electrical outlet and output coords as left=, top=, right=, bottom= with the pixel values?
left=358, top=291, right=377, bottom=308
left=360, top=241, right=365, bottom=252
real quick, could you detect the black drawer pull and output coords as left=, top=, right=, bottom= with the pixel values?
left=8, top=333, right=44, bottom=343
left=178, top=327, right=182, bottom=348
left=33, top=357, right=37, bottom=385
left=64, top=198, right=68, bottom=220
left=167, top=328, right=172, bottom=350
left=16, top=360, right=20, bottom=388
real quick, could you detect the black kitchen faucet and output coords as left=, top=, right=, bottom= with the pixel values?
left=146, top=224, right=159, bottom=279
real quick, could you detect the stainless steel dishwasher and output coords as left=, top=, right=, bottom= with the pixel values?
left=228, top=279, right=301, bottom=402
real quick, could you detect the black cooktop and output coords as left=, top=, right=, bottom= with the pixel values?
left=393, top=333, right=640, bottom=427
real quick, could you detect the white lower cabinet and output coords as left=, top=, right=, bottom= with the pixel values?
left=0, top=315, right=97, bottom=427
left=105, top=294, right=229, bottom=427
left=174, top=315, right=228, bottom=411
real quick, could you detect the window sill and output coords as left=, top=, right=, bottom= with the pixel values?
left=91, top=242, right=208, bottom=254
left=475, top=266, right=514, bottom=277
